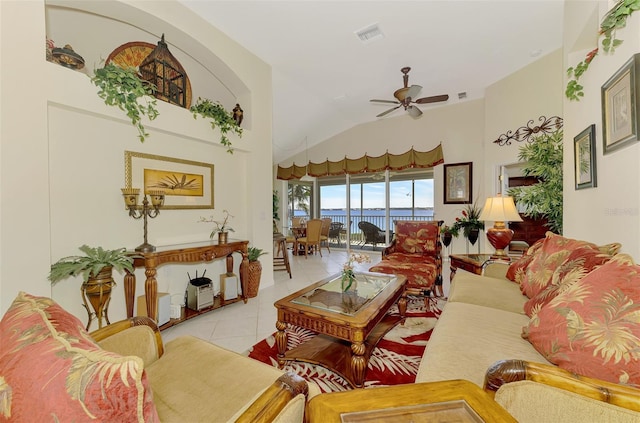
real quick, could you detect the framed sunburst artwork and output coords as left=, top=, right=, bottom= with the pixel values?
left=124, top=151, right=214, bottom=209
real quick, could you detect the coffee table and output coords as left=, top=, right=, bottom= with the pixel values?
left=274, top=272, right=407, bottom=388
left=306, top=379, right=517, bottom=422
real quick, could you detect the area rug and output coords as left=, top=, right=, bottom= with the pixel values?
left=244, top=297, right=443, bottom=393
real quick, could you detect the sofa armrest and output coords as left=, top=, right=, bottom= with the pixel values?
left=90, top=316, right=164, bottom=359
left=482, top=261, right=510, bottom=280
left=235, top=372, right=309, bottom=423
left=484, top=359, right=640, bottom=413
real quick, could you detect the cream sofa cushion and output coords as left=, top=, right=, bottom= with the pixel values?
left=495, top=380, right=640, bottom=423
left=145, top=335, right=290, bottom=422
left=98, top=324, right=159, bottom=367
left=416, top=302, right=549, bottom=386
left=448, top=271, right=527, bottom=314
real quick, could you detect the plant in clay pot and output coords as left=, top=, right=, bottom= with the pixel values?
left=49, top=245, right=136, bottom=330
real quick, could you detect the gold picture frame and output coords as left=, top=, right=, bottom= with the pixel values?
left=601, top=53, right=640, bottom=154
left=125, top=151, right=214, bottom=209
left=443, top=162, right=472, bottom=204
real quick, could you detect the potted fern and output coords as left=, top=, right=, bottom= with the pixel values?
left=49, top=245, right=136, bottom=329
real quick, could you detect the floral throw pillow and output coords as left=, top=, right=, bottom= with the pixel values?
left=520, top=233, right=600, bottom=299
left=523, top=247, right=611, bottom=317
left=523, top=254, right=640, bottom=386
left=506, top=238, right=545, bottom=283
left=0, top=292, right=159, bottom=422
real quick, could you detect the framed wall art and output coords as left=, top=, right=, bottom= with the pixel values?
left=574, top=124, right=597, bottom=190
left=443, top=162, right=472, bottom=204
left=124, top=151, right=214, bottom=209
left=601, top=53, right=640, bottom=154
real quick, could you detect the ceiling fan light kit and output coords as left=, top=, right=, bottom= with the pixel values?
left=371, top=66, right=449, bottom=118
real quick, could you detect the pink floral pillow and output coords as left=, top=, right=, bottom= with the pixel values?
left=0, top=292, right=159, bottom=422
left=506, top=238, right=544, bottom=283
left=394, top=221, right=440, bottom=255
left=523, top=254, right=640, bottom=386
left=523, top=248, right=611, bottom=316
left=520, top=233, right=600, bottom=298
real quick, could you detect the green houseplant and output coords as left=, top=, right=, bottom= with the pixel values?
left=190, top=97, right=243, bottom=153
left=452, top=202, right=484, bottom=245
left=91, top=63, right=159, bottom=142
left=243, top=246, right=268, bottom=298
left=508, top=129, right=563, bottom=234
left=49, top=245, right=135, bottom=330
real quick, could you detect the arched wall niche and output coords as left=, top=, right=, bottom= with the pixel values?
left=45, top=0, right=252, bottom=130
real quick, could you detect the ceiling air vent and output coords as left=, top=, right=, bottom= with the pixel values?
left=355, top=23, right=384, bottom=44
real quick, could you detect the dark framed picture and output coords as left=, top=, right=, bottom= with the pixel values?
left=601, top=53, right=640, bottom=154
left=574, top=124, right=597, bottom=190
left=443, top=162, right=472, bottom=204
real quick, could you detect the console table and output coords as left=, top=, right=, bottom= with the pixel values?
left=124, top=239, right=249, bottom=327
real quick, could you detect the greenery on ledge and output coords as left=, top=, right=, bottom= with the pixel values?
left=507, top=130, right=563, bottom=234
left=91, top=63, right=159, bottom=142
left=566, top=0, right=640, bottom=101
left=190, top=97, right=243, bottom=154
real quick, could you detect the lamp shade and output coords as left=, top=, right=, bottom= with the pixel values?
left=478, top=195, right=523, bottom=223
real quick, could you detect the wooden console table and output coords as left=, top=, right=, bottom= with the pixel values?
left=124, top=239, right=249, bottom=326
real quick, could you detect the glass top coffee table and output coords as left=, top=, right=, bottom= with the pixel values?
left=274, top=272, right=407, bottom=388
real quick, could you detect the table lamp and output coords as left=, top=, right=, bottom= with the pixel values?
left=478, top=194, right=523, bottom=259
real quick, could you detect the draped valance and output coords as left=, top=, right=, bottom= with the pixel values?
left=277, top=144, right=444, bottom=180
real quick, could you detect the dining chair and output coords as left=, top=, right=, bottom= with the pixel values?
left=296, top=219, right=323, bottom=258
left=320, top=218, right=331, bottom=253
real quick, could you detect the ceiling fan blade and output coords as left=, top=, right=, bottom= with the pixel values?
left=370, top=99, right=400, bottom=104
left=405, top=85, right=422, bottom=100
left=407, top=105, right=422, bottom=118
left=376, top=105, right=402, bottom=118
left=415, top=94, right=449, bottom=104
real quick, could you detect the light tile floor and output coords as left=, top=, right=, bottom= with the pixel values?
left=161, top=247, right=452, bottom=353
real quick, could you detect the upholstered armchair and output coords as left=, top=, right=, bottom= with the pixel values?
left=369, top=220, right=443, bottom=306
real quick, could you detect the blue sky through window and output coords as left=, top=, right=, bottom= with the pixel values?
left=320, top=180, right=434, bottom=209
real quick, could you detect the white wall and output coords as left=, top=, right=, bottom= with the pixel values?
left=0, top=1, right=273, bottom=326
left=563, top=1, right=640, bottom=258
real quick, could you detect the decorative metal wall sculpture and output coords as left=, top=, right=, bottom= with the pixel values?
left=493, top=115, right=563, bottom=146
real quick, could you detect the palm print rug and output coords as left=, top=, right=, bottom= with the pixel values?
left=244, top=297, right=443, bottom=393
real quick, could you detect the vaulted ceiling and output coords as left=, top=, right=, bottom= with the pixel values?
left=180, top=1, right=565, bottom=164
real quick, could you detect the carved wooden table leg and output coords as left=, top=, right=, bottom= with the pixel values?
left=351, top=341, right=367, bottom=388
left=124, top=270, right=136, bottom=318
left=398, top=290, right=408, bottom=318
left=144, top=265, right=158, bottom=321
left=239, top=253, right=249, bottom=303
left=275, top=320, right=288, bottom=366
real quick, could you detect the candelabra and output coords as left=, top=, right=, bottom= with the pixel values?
left=121, top=188, right=165, bottom=252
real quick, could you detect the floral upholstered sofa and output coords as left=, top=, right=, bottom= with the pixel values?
left=0, top=292, right=313, bottom=422
left=369, top=220, right=444, bottom=301
left=414, top=231, right=640, bottom=421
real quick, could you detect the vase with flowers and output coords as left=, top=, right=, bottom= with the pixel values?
left=341, top=251, right=371, bottom=292
left=199, top=209, right=234, bottom=243
left=452, top=202, right=484, bottom=245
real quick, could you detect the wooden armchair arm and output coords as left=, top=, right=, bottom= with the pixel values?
left=90, top=316, right=164, bottom=358
left=236, top=372, right=309, bottom=423
left=484, top=359, right=640, bottom=412
left=381, top=239, right=397, bottom=258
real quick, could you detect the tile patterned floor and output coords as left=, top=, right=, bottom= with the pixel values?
left=161, top=248, right=452, bottom=353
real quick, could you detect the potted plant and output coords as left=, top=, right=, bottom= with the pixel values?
left=190, top=97, right=243, bottom=153
left=91, top=63, right=159, bottom=142
left=48, top=245, right=135, bottom=329
left=199, top=209, right=234, bottom=243
left=440, top=225, right=459, bottom=248
left=508, top=129, right=563, bottom=234
left=452, top=202, right=485, bottom=245
left=242, top=246, right=268, bottom=298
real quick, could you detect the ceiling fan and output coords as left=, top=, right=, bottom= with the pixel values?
left=370, top=67, right=449, bottom=118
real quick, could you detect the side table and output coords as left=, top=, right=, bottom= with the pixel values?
left=450, top=254, right=510, bottom=282
left=305, top=379, right=516, bottom=422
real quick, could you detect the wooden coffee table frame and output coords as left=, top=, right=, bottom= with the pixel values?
left=274, top=273, right=407, bottom=388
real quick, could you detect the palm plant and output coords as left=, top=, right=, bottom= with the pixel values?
left=508, top=129, right=563, bottom=234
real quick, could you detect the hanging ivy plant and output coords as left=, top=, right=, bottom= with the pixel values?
left=91, top=63, right=159, bottom=142
left=566, top=0, right=640, bottom=101
left=190, top=97, right=243, bottom=154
